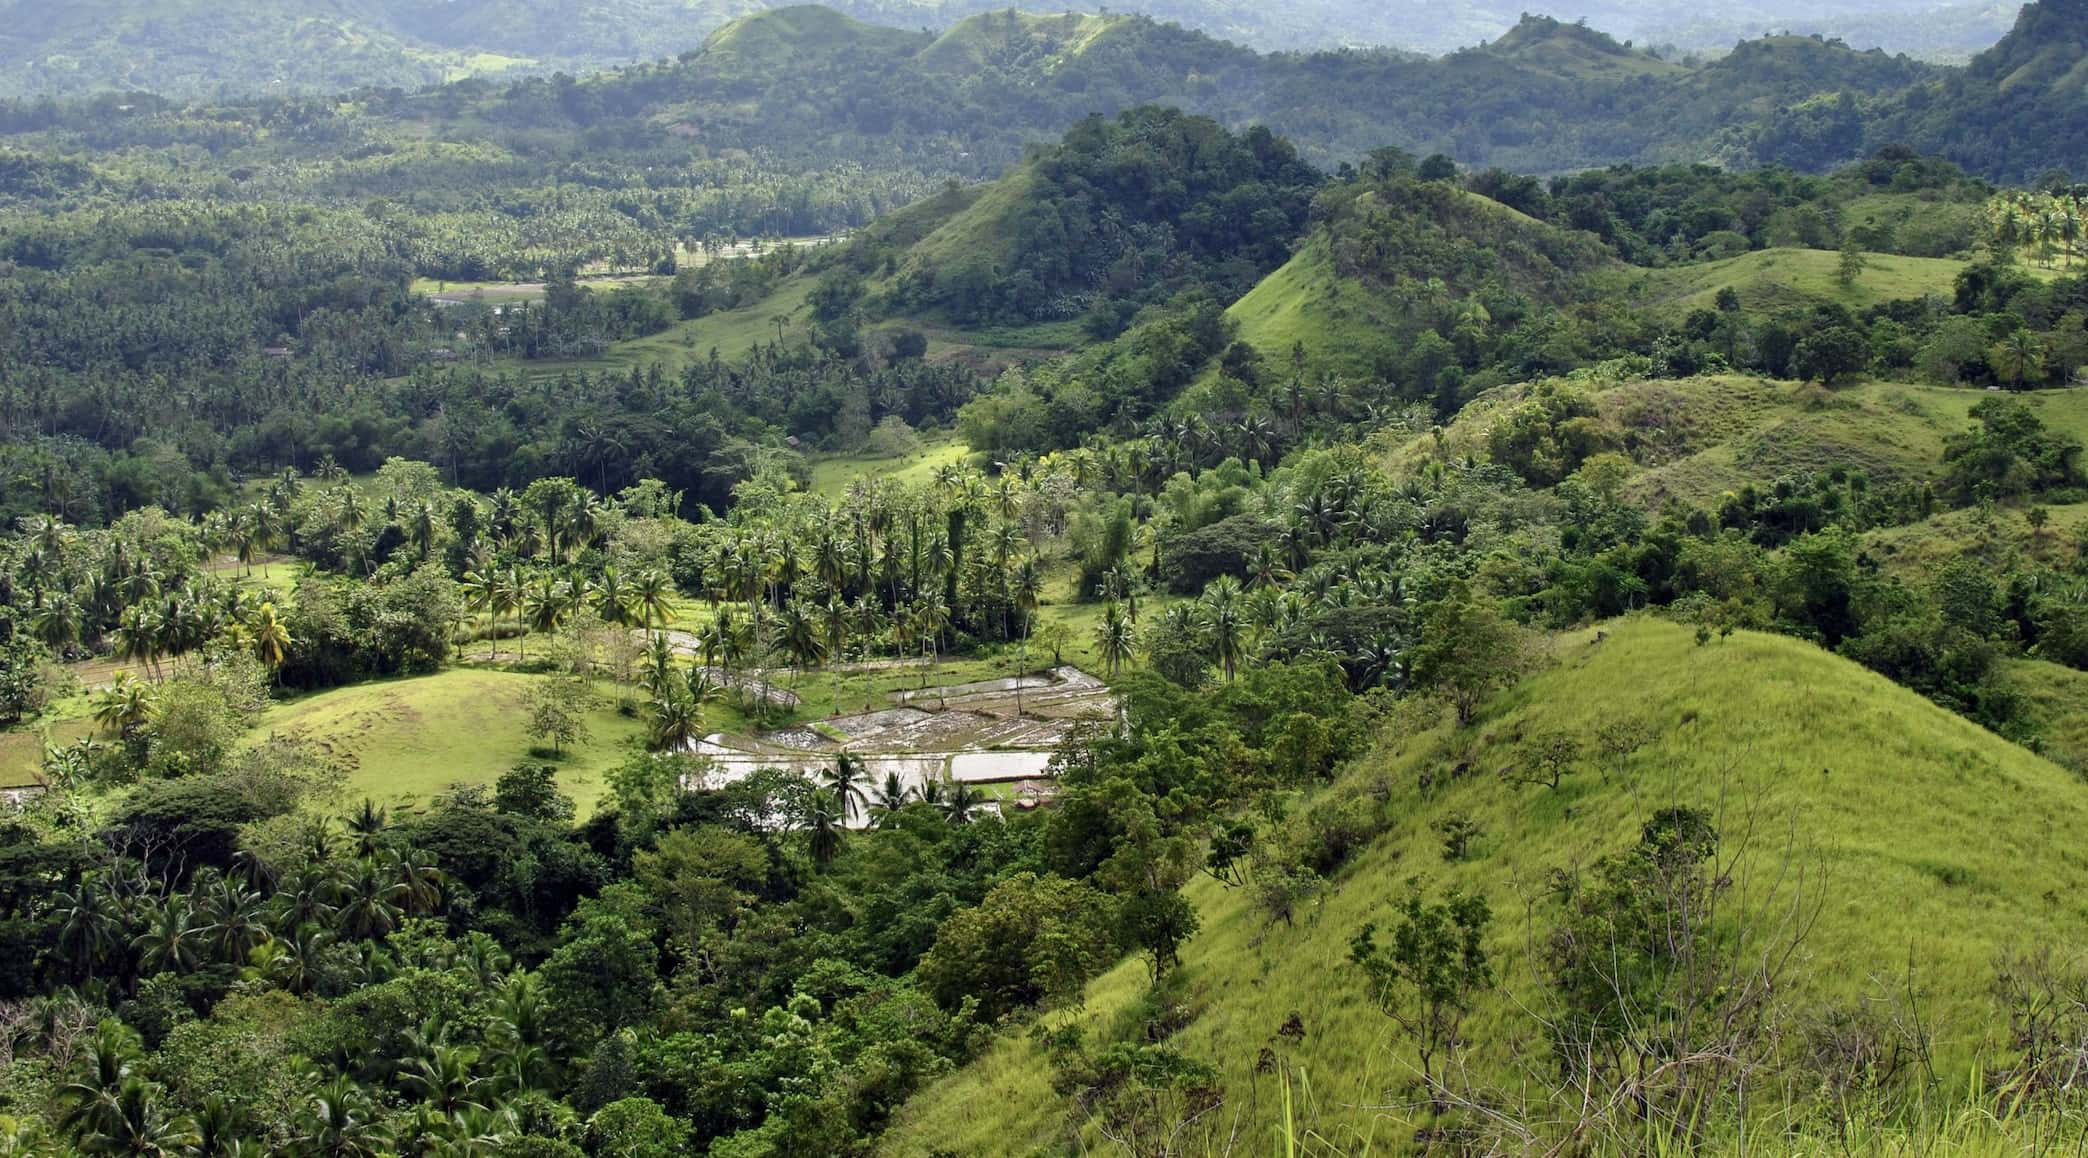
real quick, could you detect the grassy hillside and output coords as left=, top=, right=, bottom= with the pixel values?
left=248, top=669, right=645, bottom=815
left=1400, top=374, right=2088, bottom=511
left=1866, top=500, right=2088, bottom=577
left=694, top=4, right=923, bottom=79
left=1217, top=182, right=1617, bottom=391
left=881, top=618, right=2088, bottom=1152
left=913, top=9, right=1119, bottom=73
left=2007, top=657, right=2088, bottom=775
left=1222, top=236, right=1406, bottom=384
left=1620, top=247, right=2000, bottom=319
left=501, top=276, right=816, bottom=383
left=1478, top=14, right=1688, bottom=80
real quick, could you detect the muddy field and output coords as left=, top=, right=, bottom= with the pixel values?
left=690, top=665, right=1114, bottom=825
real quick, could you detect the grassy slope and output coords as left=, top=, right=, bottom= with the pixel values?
left=1399, top=375, right=2088, bottom=511
left=885, top=167, right=1035, bottom=298
left=2007, top=658, right=2088, bottom=775
left=1865, top=501, right=2088, bottom=577
left=695, top=6, right=920, bottom=75
left=247, top=669, right=644, bottom=815
left=881, top=618, right=2088, bottom=1153
left=1620, top=247, right=2055, bottom=320
left=0, top=716, right=91, bottom=788
left=1220, top=188, right=1615, bottom=392
left=1628, top=380, right=2088, bottom=506
left=1223, top=235, right=1404, bottom=383
left=804, top=432, right=973, bottom=498
left=498, top=276, right=814, bottom=382
left=913, top=10, right=1117, bottom=73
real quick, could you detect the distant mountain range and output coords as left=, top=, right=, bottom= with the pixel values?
left=0, top=0, right=2029, bottom=101
left=3, top=0, right=2084, bottom=183
left=326, top=1, right=2088, bottom=181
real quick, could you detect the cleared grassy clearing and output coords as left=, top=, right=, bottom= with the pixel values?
left=1620, top=247, right=2020, bottom=318
left=1396, top=375, right=2087, bottom=510
left=0, top=716, right=90, bottom=788
left=2007, top=658, right=2088, bottom=775
left=493, top=277, right=815, bottom=382
left=248, top=669, right=644, bottom=815
left=1866, top=501, right=2088, bottom=576
left=804, top=434, right=973, bottom=498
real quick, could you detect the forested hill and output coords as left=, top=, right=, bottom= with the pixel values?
left=1872, top=0, right=2088, bottom=181
left=445, top=7, right=1946, bottom=176
left=0, top=0, right=2024, bottom=100
left=6, top=3, right=2088, bottom=183
left=401, top=1, right=2088, bottom=179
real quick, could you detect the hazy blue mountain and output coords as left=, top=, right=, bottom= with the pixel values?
left=0, top=0, right=2025, bottom=100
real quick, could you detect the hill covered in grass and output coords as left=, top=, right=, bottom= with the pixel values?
left=1217, top=177, right=1618, bottom=391
left=880, top=617, right=2088, bottom=1152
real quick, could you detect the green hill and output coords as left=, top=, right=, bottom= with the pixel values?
left=859, top=106, right=1320, bottom=329
left=913, top=9, right=1120, bottom=73
left=2008, top=657, right=2088, bottom=774
left=1412, top=376, right=2088, bottom=511
left=1876, top=0, right=2088, bottom=181
left=1620, top=247, right=1989, bottom=318
left=1477, top=14, right=1688, bottom=80
left=880, top=617, right=2088, bottom=1151
left=1386, top=373, right=2088, bottom=514
left=691, top=4, right=924, bottom=80
left=1220, top=235, right=1405, bottom=383
left=1217, top=179, right=1617, bottom=387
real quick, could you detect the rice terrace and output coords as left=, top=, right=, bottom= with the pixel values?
left=689, top=661, right=1117, bottom=822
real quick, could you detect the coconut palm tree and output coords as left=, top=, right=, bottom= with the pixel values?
left=294, top=1075, right=389, bottom=1157
left=821, top=753, right=869, bottom=822
left=1199, top=576, right=1248, bottom=682
left=639, top=633, right=678, bottom=702
left=633, top=569, right=674, bottom=639
left=1992, top=329, right=2047, bottom=390
left=91, top=674, right=154, bottom=740
left=54, top=881, right=118, bottom=979
left=1095, top=601, right=1135, bottom=678
left=132, top=900, right=205, bottom=973
left=345, top=799, right=387, bottom=857
left=520, top=576, right=571, bottom=660
left=270, top=865, right=342, bottom=935
left=398, top=1043, right=488, bottom=1116
left=197, top=875, right=270, bottom=965
left=249, top=601, right=292, bottom=675
left=408, top=499, right=438, bottom=561
left=778, top=600, right=826, bottom=684
left=868, top=771, right=915, bottom=827
left=337, top=859, right=405, bottom=940
left=489, top=567, right=525, bottom=660
left=56, top=1020, right=140, bottom=1142
left=915, top=594, right=951, bottom=698
left=191, top=1094, right=253, bottom=1156
left=71, top=1077, right=200, bottom=1157
left=29, top=596, right=83, bottom=654
left=804, top=789, right=846, bottom=866
left=941, top=781, right=985, bottom=825
left=1011, top=556, right=1043, bottom=640
left=647, top=690, right=703, bottom=753
left=592, top=567, right=637, bottom=629
left=460, top=567, right=500, bottom=647
left=386, top=848, right=447, bottom=917
left=249, top=923, right=331, bottom=995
